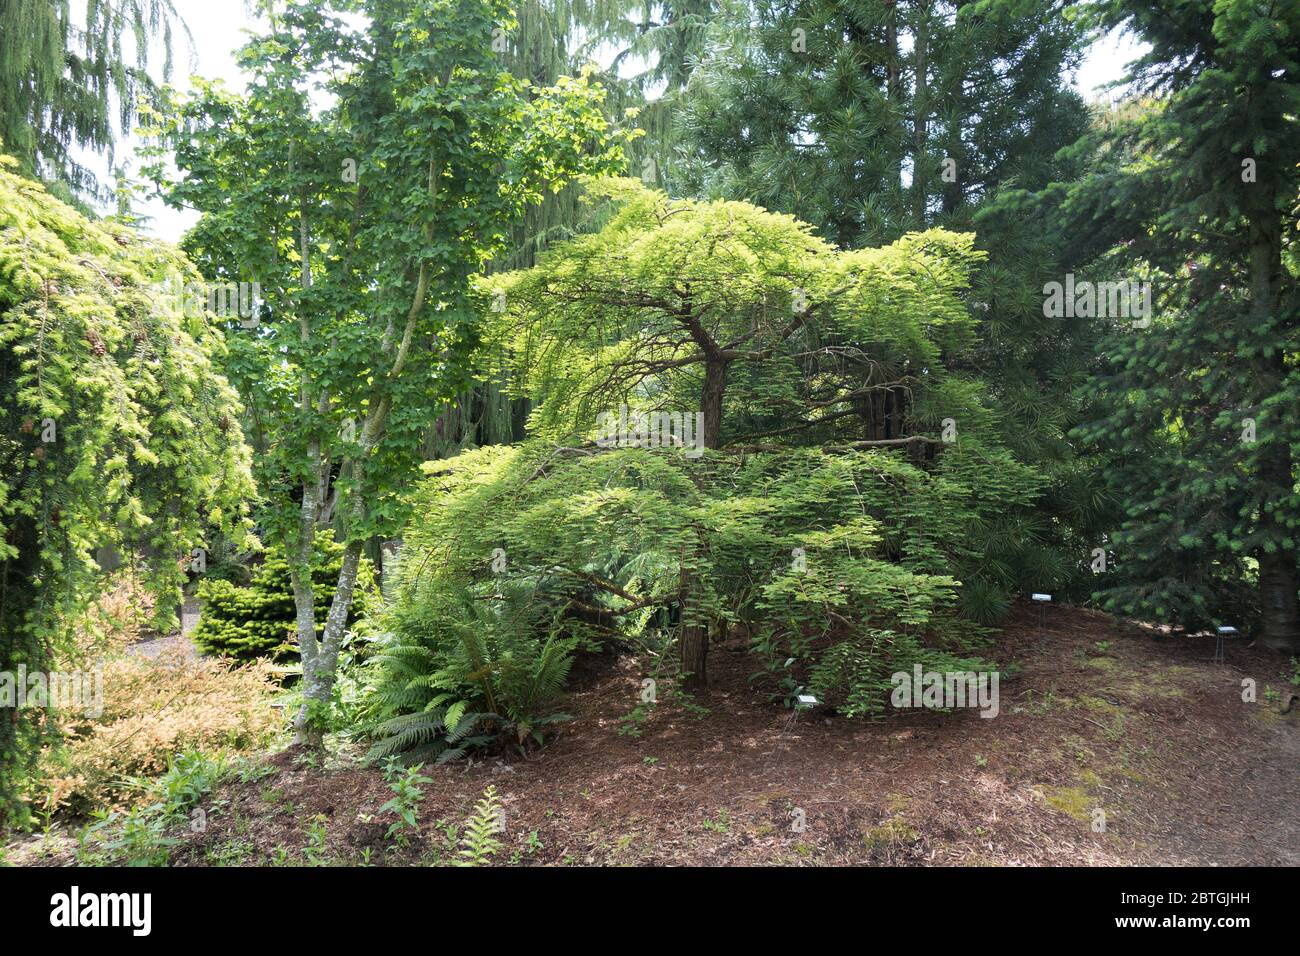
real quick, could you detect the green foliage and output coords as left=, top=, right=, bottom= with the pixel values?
left=676, top=0, right=1088, bottom=245
left=367, top=436, right=1037, bottom=749
left=192, top=531, right=378, bottom=664
left=676, top=0, right=1105, bottom=606
left=75, top=750, right=238, bottom=866
left=0, top=0, right=186, bottom=199
left=456, top=785, right=503, bottom=866
left=140, top=0, right=634, bottom=553
left=1059, top=1, right=1300, bottom=647
left=481, top=176, right=989, bottom=449
left=368, top=182, right=1046, bottom=755
left=0, top=155, right=254, bottom=826
left=302, top=815, right=331, bottom=866
left=363, top=576, right=578, bottom=762
left=378, top=758, right=431, bottom=848
left=138, top=0, right=634, bottom=734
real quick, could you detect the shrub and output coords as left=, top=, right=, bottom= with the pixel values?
left=363, top=439, right=1038, bottom=758
left=35, top=646, right=282, bottom=818
left=192, top=531, right=379, bottom=664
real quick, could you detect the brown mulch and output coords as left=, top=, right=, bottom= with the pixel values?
left=16, top=602, right=1300, bottom=866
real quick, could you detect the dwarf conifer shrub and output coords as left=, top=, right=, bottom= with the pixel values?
left=193, top=531, right=378, bottom=664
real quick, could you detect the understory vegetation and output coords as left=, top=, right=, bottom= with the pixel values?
left=0, top=0, right=1297, bottom=868
left=194, top=531, right=380, bottom=664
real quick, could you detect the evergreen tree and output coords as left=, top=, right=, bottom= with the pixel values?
left=674, top=0, right=1105, bottom=596
left=676, top=0, right=1087, bottom=245
left=482, top=177, right=1052, bottom=673
left=1061, top=0, right=1300, bottom=651
left=0, top=154, right=255, bottom=823
left=0, top=0, right=186, bottom=199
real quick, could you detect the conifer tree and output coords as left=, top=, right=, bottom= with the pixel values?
left=1061, top=0, right=1300, bottom=650
left=0, top=155, right=254, bottom=822
left=0, top=0, right=185, bottom=199
left=674, top=0, right=1105, bottom=594
left=676, top=0, right=1087, bottom=245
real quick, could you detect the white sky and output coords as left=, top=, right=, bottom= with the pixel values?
left=90, top=2, right=1147, bottom=242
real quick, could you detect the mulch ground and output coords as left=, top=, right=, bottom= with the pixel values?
left=15, top=602, right=1300, bottom=866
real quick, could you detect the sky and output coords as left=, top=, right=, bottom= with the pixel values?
left=97, top=1, right=1148, bottom=242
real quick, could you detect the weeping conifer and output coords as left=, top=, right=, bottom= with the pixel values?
left=0, top=0, right=185, bottom=200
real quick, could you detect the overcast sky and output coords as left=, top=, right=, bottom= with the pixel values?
left=98, top=2, right=1147, bottom=242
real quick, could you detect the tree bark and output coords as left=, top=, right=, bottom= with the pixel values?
left=678, top=564, right=708, bottom=691
left=289, top=159, right=328, bottom=746
left=311, top=538, right=365, bottom=705
left=1258, top=550, right=1300, bottom=652
left=912, top=2, right=930, bottom=224
left=701, top=359, right=728, bottom=449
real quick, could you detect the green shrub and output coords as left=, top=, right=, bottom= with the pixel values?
left=193, top=531, right=378, bottom=664
left=363, top=439, right=1039, bottom=758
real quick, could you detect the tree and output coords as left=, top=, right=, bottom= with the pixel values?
left=142, top=0, right=631, bottom=744
left=481, top=177, right=1044, bottom=679
left=0, top=0, right=186, bottom=199
left=1060, top=0, right=1300, bottom=651
left=364, top=437, right=1031, bottom=745
left=674, top=0, right=1106, bottom=599
left=677, top=0, right=1088, bottom=245
left=0, top=154, right=254, bottom=824
left=495, top=0, right=719, bottom=255
left=423, top=0, right=721, bottom=463
left=484, top=177, right=986, bottom=450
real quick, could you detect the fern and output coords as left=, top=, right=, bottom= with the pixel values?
left=456, top=786, right=503, bottom=866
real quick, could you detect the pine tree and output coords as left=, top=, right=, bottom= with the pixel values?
left=676, top=0, right=1087, bottom=245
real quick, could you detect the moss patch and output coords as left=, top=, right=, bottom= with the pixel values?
left=863, top=815, right=919, bottom=848
left=1043, top=786, right=1092, bottom=822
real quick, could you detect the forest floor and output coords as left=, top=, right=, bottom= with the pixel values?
left=12, top=602, right=1300, bottom=866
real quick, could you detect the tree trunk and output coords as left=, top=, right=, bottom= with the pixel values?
left=305, top=538, right=365, bottom=714
left=679, top=565, right=708, bottom=691
left=701, top=359, right=728, bottom=449
left=289, top=479, right=323, bottom=747
left=912, top=3, right=930, bottom=224
left=1258, top=550, right=1300, bottom=652
left=290, top=165, right=328, bottom=747
left=886, top=2, right=899, bottom=102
